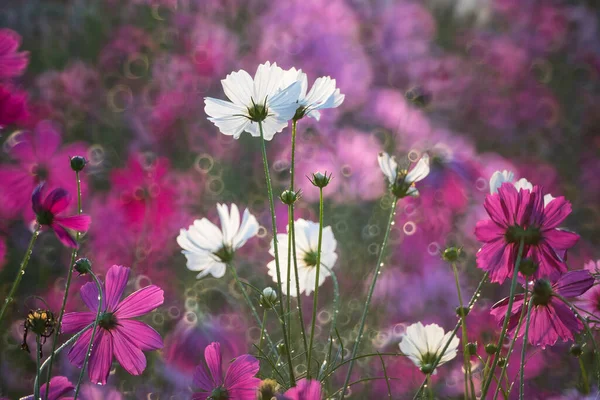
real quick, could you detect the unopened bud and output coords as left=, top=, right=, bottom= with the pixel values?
left=485, top=344, right=498, bottom=355
left=456, top=306, right=470, bottom=318
left=259, top=287, right=278, bottom=309
left=279, top=189, right=300, bottom=205
left=74, top=258, right=92, bottom=275
left=309, top=171, right=332, bottom=188
left=519, top=258, right=538, bottom=277
left=441, top=247, right=462, bottom=263
left=466, top=342, right=478, bottom=356
left=420, top=363, right=435, bottom=375
left=70, top=156, right=87, bottom=172
left=570, top=344, right=583, bottom=357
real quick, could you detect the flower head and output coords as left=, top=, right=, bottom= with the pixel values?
left=204, top=61, right=302, bottom=140
left=32, top=183, right=91, bottom=248
left=489, top=170, right=554, bottom=205
left=0, top=29, right=29, bottom=79
left=0, top=84, right=29, bottom=128
left=282, top=379, right=322, bottom=400
left=491, top=270, right=593, bottom=348
left=399, top=322, right=459, bottom=373
left=377, top=152, right=430, bottom=198
left=267, top=219, right=337, bottom=297
left=62, top=265, right=164, bottom=384
left=192, top=342, right=260, bottom=400
left=475, top=182, right=579, bottom=283
left=22, top=376, right=73, bottom=400
left=177, top=203, right=259, bottom=279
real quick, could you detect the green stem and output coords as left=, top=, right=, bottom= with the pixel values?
left=413, top=272, right=489, bottom=400
left=34, top=335, right=42, bottom=399
left=307, top=187, right=325, bottom=379
left=426, top=374, right=433, bottom=400
left=321, top=265, right=340, bottom=378
left=0, top=225, right=40, bottom=324
left=229, top=264, right=278, bottom=357
left=579, top=357, right=590, bottom=395
left=73, top=271, right=103, bottom=399
left=259, top=309, right=267, bottom=355
left=378, top=352, right=392, bottom=400
left=340, top=197, right=398, bottom=398
left=286, top=205, right=293, bottom=346
left=451, top=262, right=473, bottom=400
left=519, top=300, right=534, bottom=399
left=45, top=170, right=83, bottom=399
left=480, top=239, right=525, bottom=399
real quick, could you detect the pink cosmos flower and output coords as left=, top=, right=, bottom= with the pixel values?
left=62, top=265, right=164, bottom=385
left=282, top=379, right=322, bottom=400
left=475, top=182, right=579, bottom=283
left=0, top=120, right=87, bottom=219
left=0, top=84, right=29, bottom=128
left=192, top=342, right=260, bottom=400
left=22, top=376, right=73, bottom=400
left=32, top=183, right=91, bottom=248
left=0, top=29, right=29, bottom=79
left=491, top=270, right=593, bottom=348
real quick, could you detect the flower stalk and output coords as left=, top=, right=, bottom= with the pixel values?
left=451, top=262, right=475, bottom=400
left=519, top=300, right=534, bottom=399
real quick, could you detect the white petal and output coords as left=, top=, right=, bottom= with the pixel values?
left=489, top=170, right=514, bottom=194
left=377, top=152, right=397, bottom=184
left=232, top=207, right=259, bottom=249
left=253, top=61, right=285, bottom=104
left=204, top=97, right=247, bottom=119
left=221, top=69, right=254, bottom=106
left=405, top=154, right=430, bottom=183
left=303, top=76, right=344, bottom=112
left=216, top=203, right=233, bottom=245
left=514, top=178, right=533, bottom=192
left=544, top=193, right=555, bottom=206
left=268, top=80, right=303, bottom=121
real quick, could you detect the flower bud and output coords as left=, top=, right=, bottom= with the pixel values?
left=485, top=344, right=498, bottom=355
left=420, top=363, right=435, bottom=374
left=519, top=258, right=538, bottom=277
left=405, top=86, right=431, bottom=108
left=456, top=306, right=470, bottom=318
left=277, top=342, right=286, bottom=356
left=74, top=258, right=92, bottom=276
left=260, top=287, right=278, bottom=309
left=70, top=156, right=87, bottom=172
left=279, top=189, right=300, bottom=205
left=441, top=247, right=462, bottom=263
left=532, top=279, right=553, bottom=306
left=497, top=357, right=507, bottom=368
left=466, top=342, right=478, bottom=356
left=309, top=171, right=332, bottom=188
left=570, top=344, right=583, bottom=357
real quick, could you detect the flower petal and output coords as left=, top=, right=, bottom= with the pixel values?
left=87, top=329, right=114, bottom=385
left=104, top=265, right=130, bottom=312
left=542, top=196, right=572, bottom=229
left=224, top=354, right=260, bottom=391
left=204, top=342, right=223, bottom=387
left=61, top=312, right=96, bottom=334
left=114, top=285, right=164, bottom=319
left=554, top=270, right=594, bottom=298
left=52, top=224, right=78, bottom=248
left=221, top=69, right=254, bottom=106
left=32, top=183, right=44, bottom=215
left=543, top=229, right=579, bottom=251
left=116, top=320, right=163, bottom=351
left=54, top=215, right=92, bottom=232
left=67, top=328, right=93, bottom=367
left=40, top=376, right=74, bottom=400
left=112, top=330, right=147, bottom=376
left=43, top=188, right=71, bottom=215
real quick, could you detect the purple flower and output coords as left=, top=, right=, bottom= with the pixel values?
left=62, top=265, right=164, bottom=385
left=475, top=182, right=579, bottom=283
left=32, top=183, right=92, bottom=248
left=22, top=376, right=74, bottom=400
left=491, top=270, right=594, bottom=348
left=0, top=84, right=29, bottom=128
left=192, top=342, right=260, bottom=400
left=0, top=29, right=29, bottom=79
left=282, top=379, right=322, bottom=400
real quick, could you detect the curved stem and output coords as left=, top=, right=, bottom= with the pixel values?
left=259, top=309, right=267, bottom=354
left=519, top=300, right=534, bottom=399
left=340, top=197, right=398, bottom=398
left=258, top=121, right=296, bottom=386
left=479, top=239, right=525, bottom=399
left=0, top=226, right=40, bottom=324
left=452, top=262, right=474, bottom=400
left=307, top=187, right=325, bottom=379
left=34, top=335, right=42, bottom=399
left=45, top=170, right=83, bottom=398
left=73, top=271, right=103, bottom=399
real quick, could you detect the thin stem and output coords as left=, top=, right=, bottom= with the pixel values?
left=258, top=121, right=296, bottom=386
left=290, top=213, right=308, bottom=363
left=34, top=335, right=42, bottom=399
left=307, top=187, right=325, bottom=379
left=519, top=300, right=534, bottom=399
left=579, top=357, right=590, bottom=395
left=378, top=352, right=392, bottom=400
left=286, top=205, right=293, bottom=346
left=229, top=264, right=278, bottom=358
left=413, top=272, right=489, bottom=400
left=451, top=262, right=473, bottom=400
left=73, top=271, right=103, bottom=399
left=426, top=374, right=433, bottom=400
left=259, top=309, right=267, bottom=354
left=321, top=265, right=340, bottom=378
left=340, top=197, right=398, bottom=398
left=0, top=225, right=40, bottom=324
left=45, top=170, right=83, bottom=398
left=480, top=239, right=526, bottom=399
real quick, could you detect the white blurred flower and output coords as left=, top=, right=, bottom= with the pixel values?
left=378, top=152, right=430, bottom=197
left=281, top=67, right=345, bottom=120
left=204, top=61, right=301, bottom=140
left=399, top=322, right=459, bottom=373
left=267, top=219, right=338, bottom=297
left=489, top=170, right=554, bottom=205
left=177, top=203, right=259, bottom=279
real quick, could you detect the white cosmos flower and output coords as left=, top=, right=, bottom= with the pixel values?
left=377, top=152, right=430, bottom=197
left=204, top=61, right=302, bottom=140
left=177, top=203, right=259, bottom=279
left=267, top=219, right=338, bottom=297
left=399, top=322, right=459, bottom=373
left=489, top=170, right=554, bottom=205
left=281, top=67, right=345, bottom=120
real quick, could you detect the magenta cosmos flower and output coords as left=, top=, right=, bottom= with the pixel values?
left=0, top=28, right=29, bottom=79
left=21, top=376, right=73, bottom=400
left=0, top=84, right=29, bottom=128
left=282, top=379, right=322, bottom=400
left=62, top=265, right=164, bottom=385
left=491, top=270, right=593, bottom=348
left=475, top=182, right=579, bottom=284
left=192, top=342, right=260, bottom=400
left=32, top=183, right=91, bottom=248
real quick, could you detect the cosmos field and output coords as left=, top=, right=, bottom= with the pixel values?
left=0, top=0, right=600, bottom=399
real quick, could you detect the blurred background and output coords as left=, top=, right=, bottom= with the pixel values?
left=0, top=0, right=599, bottom=398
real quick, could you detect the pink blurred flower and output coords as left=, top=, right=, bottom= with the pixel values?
left=32, top=183, right=91, bottom=248
left=192, top=342, right=260, bottom=400
left=62, top=265, right=164, bottom=384
left=68, top=384, right=123, bottom=400
left=491, top=270, right=593, bottom=348
left=475, top=183, right=579, bottom=283
left=282, top=379, right=322, bottom=400
left=0, top=29, right=29, bottom=79
left=0, top=120, right=87, bottom=220
left=22, top=376, right=73, bottom=400
left=0, top=84, right=29, bottom=128
left=99, top=26, right=155, bottom=70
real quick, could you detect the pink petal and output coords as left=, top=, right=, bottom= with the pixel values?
left=114, top=285, right=164, bottom=319
left=542, top=196, right=572, bottom=229
left=554, top=270, right=594, bottom=298
left=32, top=183, right=44, bottom=215
left=193, top=364, right=215, bottom=392
left=9, top=131, right=35, bottom=163
left=205, top=342, right=223, bottom=387
left=543, top=229, right=579, bottom=251
left=61, top=312, right=96, bottom=334
left=80, top=281, right=103, bottom=312
left=476, top=238, right=512, bottom=284
left=54, top=215, right=91, bottom=232
left=483, top=192, right=508, bottom=228
left=224, top=354, right=260, bottom=392
left=283, top=379, right=323, bottom=400
left=33, top=120, right=62, bottom=163
left=52, top=224, right=78, bottom=248
left=115, top=320, right=163, bottom=350
left=88, top=329, right=114, bottom=385
left=533, top=243, right=567, bottom=281
left=40, top=376, right=74, bottom=400
left=474, top=219, right=504, bottom=242
left=67, top=328, right=93, bottom=367
left=112, top=330, right=147, bottom=376
left=104, top=265, right=130, bottom=312
left=43, top=188, right=71, bottom=214
left=550, top=301, right=583, bottom=338
left=497, top=182, right=519, bottom=223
